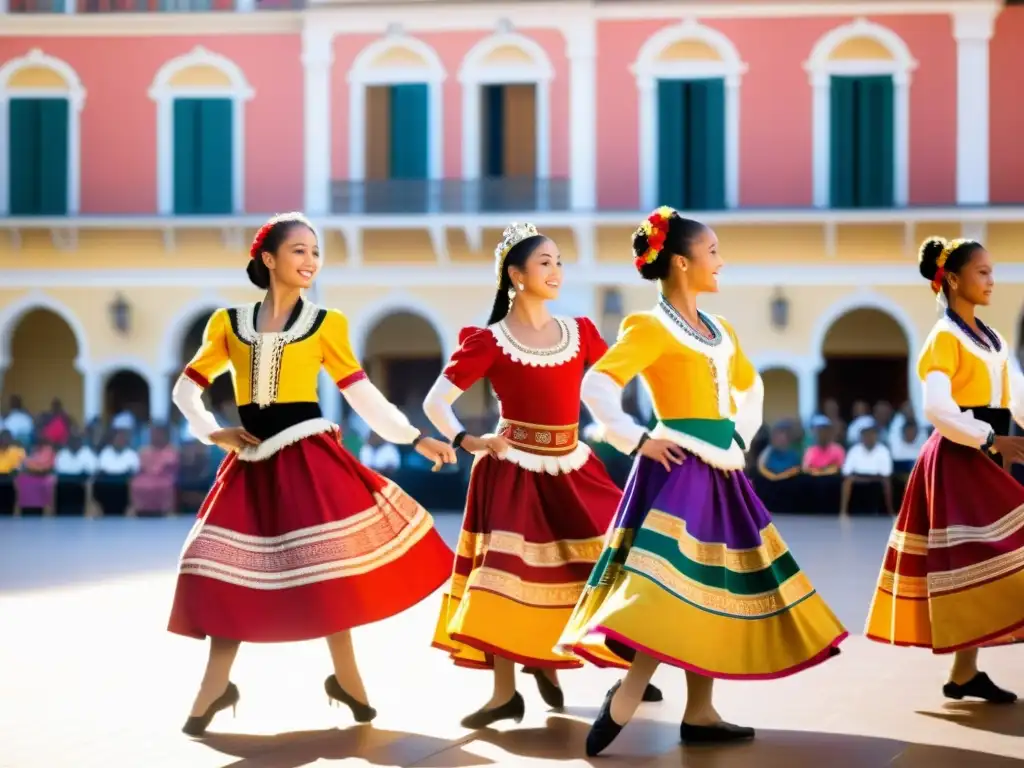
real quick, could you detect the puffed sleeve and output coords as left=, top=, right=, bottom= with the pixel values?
left=321, top=309, right=420, bottom=445
left=581, top=313, right=666, bottom=455
left=719, top=316, right=763, bottom=451
left=171, top=309, right=230, bottom=443
left=918, top=331, right=992, bottom=447
left=576, top=316, right=609, bottom=367
left=1007, top=356, right=1024, bottom=431
left=423, top=327, right=498, bottom=441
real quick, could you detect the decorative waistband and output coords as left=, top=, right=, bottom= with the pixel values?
left=659, top=418, right=743, bottom=451
left=497, top=419, right=579, bottom=456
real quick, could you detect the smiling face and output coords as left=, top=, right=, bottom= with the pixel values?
left=949, top=246, right=994, bottom=307
left=262, top=224, right=321, bottom=291
left=677, top=226, right=723, bottom=293
left=508, top=238, right=563, bottom=301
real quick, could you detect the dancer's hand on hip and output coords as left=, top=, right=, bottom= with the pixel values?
left=638, top=438, right=686, bottom=472
left=415, top=436, right=458, bottom=472
left=461, top=434, right=509, bottom=458
left=210, top=427, right=261, bottom=453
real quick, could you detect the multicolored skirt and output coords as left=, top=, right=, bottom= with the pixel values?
left=432, top=451, right=619, bottom=669
left=559, top=454, right=847, bottom=679
left=167, top=421, right=454, bottom=643
left=865, top=431, right=1024, bottom=652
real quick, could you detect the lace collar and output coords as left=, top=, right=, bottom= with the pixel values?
left=489, top=316, right=581, bottom=368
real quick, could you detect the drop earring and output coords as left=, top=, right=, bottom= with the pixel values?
left=517, top=282, right=525, bottom=291
left=507, top=287, right=516, bottom=302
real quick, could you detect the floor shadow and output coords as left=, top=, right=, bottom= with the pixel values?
left=915, top=701, right=1024, bottom=738
left=201, top=726, right=495, bottom=768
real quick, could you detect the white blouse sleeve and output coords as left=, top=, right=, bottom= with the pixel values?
left=732, top=374, right=764, bottom=451
left=581, top=370, right=647, bottom=456
left=1009, top=359, right=1024, bottom=431
left=342, top=379, right=420, bottom=445
left=922, top=371, right=993, bottom=447
left=171, top=376, right=221, bottom=444
left=423, top=376, right=466, bottom=441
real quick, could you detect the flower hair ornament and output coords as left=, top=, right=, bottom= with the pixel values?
left=930, top=238, right=967, bottom=296
left=249, top=212, right=312, bottom=260
left=633, top=206, right=675, bottom=272
left=495, top=222, right=540, bottom=287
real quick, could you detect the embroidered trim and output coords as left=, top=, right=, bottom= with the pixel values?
left=235, top=418, right=336, bottom=462
left=489, top=316, right=581, bottom=368
left=473, top=438, right=591, bottom=475
left=649, top=421, right=746, bottom=471
left=658, top=295, right=723, bottom=347
left=337, top=370, right=368, bottom=390
left=235, top=301, right=323, bottom=408
left=184, top=366, right=211, bottom=389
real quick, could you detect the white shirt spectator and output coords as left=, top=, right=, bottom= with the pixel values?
left=842, top=442, right=893, bottom=477
left=97, top=446, right=140, bottom=475
left=890, top=428, right=928, bottom=463
left=55, top=446, right=98, bottom=475
left=3, top=409, right=34, bottom=442
left=111, top=410, right=136, bottom=432
left=359, top=443, right=401, bottom=473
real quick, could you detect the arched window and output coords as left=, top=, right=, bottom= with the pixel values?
left=633, top=19, right=746, bottom=212
left=459, top=32, right=555, bottom=212
left=0, top=49, right=86, bottom=217
left=805, top=18, right=917, bottom=209
left=347, top=36, right=446, bottom=214
left=149, top=46, right=254, bottom=215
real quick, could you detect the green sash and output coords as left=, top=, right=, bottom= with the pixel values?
left=659, top=417, right=745, bottom=451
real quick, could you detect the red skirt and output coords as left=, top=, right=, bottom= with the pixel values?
left=431, top=450, right=620, bottom=669
left=167, top=427, right=454, bottom=643
left=865, top=431, right=1024, bottom=652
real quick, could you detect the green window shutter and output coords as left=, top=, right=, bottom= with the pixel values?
left=483, top=84, right=505, bottom=177
left=855, top=76, right=894, bottom=207
left=686, top=79, right=726, bottom=210
left=656, top=79, right=686, bottom=210
left=8, top=99, right=40, bottom=215
left=197, top=98, right=233, bottom=214
left=389, top=84, right=429, bottom=179
left=37, top=98, right=69, bottom=215
left=829, top=76, right=857, bottom=208
left=173, top=99, right=199, bottom=215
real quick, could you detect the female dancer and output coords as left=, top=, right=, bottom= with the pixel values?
left=558, top=208, right=847, bottom=756
left=424, top=223, right=661, bottom=728
left=169, top=212, right=456, bottom=735
left=865, top=236, right=1024, bottom=702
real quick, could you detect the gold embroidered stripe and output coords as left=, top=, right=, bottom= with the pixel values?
left=642, top=510, right=790, bottom=573
left=449, top=568, right=588, bottom=608
left=455, top=530, right=606, bottom=567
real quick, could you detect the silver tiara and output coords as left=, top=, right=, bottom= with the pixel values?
left=494, top=222, right=539, bottom=276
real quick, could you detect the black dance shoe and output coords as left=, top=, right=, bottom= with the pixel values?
left=680, top=720, right=755, bottom=744
left=522, top=667, right=565, bottom=708
left=325, top=674, right=377, bottom=722
left=943, top=672, right=1017, bottom=704
left=181, top=682, right=240, bottom=737
left=604, top=679, right=663, bottom=703
left=460, top=691, right=525, bottom=729
left=585, top=684, right=626, bottom=757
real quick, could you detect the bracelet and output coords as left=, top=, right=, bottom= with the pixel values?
left=411, top=434, right=424, bottom=448
left=630, top=432, right=651, bottom=459
left=453, top=430, right=468, bottom=451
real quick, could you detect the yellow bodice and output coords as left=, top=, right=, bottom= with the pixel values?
left=183, top=300, right=364, bottom=406
left=592, top=308, right=757, bottom=422
left=917, top=317, right=1011, bottom=409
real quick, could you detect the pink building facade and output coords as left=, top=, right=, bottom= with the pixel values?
left=0, top=0, right=1020, bottom=219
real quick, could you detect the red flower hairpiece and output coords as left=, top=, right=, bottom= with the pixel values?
left=249, top=222, right=275, bottom=260
left=632, top=206, right=675, bottom=271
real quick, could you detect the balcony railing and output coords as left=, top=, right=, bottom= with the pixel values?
left=6, top=0, right=301, bottom=11
left=330, top=177, right=572, bottom=216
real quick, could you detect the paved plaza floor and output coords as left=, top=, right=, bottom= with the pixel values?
left=1, top=514, right=1022, bottom=767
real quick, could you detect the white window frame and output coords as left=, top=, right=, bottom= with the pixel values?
left=148, top=45, right=254, bottom=216
left=804, top=17, right=917, bottom=209
left=632, top=18, right=747, bottom=212
left=0, top=48, right=86, bottom=217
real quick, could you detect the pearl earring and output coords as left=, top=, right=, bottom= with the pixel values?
left=517, top=282, right=524, bottom=291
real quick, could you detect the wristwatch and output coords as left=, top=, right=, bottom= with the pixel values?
left=983, top=430, right=997, bottom=454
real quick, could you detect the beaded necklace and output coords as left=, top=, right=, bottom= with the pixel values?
left=658, top=295, right=722, bottom=347
left=945, top=308, right=1000, bottom=353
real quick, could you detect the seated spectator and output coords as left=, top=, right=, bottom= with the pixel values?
left=840, top=421, right=894, bottom=517
left=802, top=415, right=845, bottom=475
left=889, top=420, right=927, bottom=475
left=15, top=439, right=56, bottom=515
left=872, top=400, right=895, bottom=444
left=845, top=400, right=873, bottom=446
left=821, top=398, right=847, bottom=447
left=754, top=424, right=805, bottom=514
left=359, top=433, right=401, bottom=478
left=131, top=425, right=180, bottom=516
left=94, top=430, right=140, bottom=516
left=38, top=398, right=72, bottom=447
left=2, top=395, right=34, bottom=445
left=0, top=430, right=25, bottom=516
left=54, top=433, right=97, bottom=516
left=177, top=441, right=214, bottom=514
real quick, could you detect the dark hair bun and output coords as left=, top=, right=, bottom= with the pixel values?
left=918, top=237, right=947, bottom=281
left=246, top=258, right=270, bottom=289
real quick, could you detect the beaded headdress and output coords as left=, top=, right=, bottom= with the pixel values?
left=495, top=222, right=540, bottom=286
